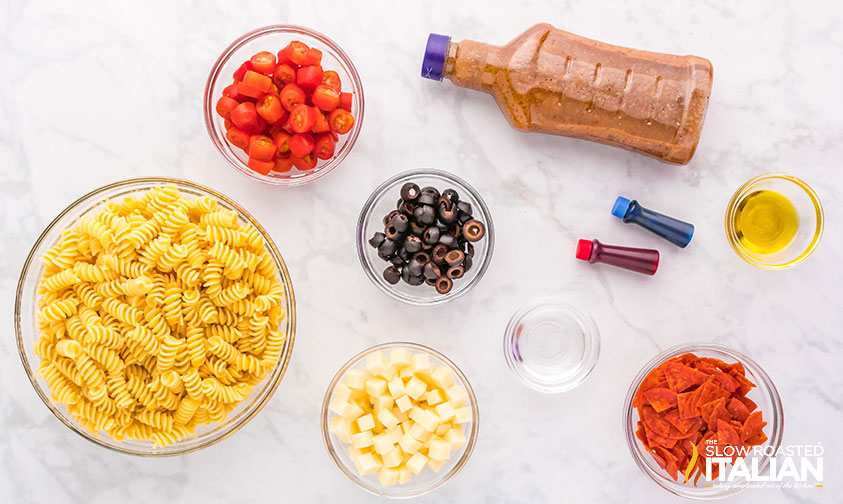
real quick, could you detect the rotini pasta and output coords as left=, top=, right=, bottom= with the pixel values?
left=33, top=185, right=287, bottom=447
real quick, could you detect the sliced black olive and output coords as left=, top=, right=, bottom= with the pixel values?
left=378, top=239, right=397, bottom=259
left=423, top=262, right=441, bottom=280
left=413, top=205, right=435, bottom=225
left=422, top=226, right=440, bottom=245
left=408, top=274, right=424, bottom=286
left=435, top=276, right=453, bottom=294
left=407, top=258, right=423, bottom=277
left=391, top=213, right=409, bottom=233
left=463, top=219, right=486, bottom=242
left=368, top=232, right=386, bottom=248
left=383, top=266, right=401, bottom=284
left=400, top=182, right=421, bottom=202
left=447, top=266, right=465, bottom=279
left=417, top=192, right=436, bottom=206
left=383, top=209, right=401, bottom=226
left=445, top=249, right=464, bottom=267
left=431, top=244, right=448, bottom=265
left=457, top=201, right=473, bottom=216
left=404, top=235, right=422, bottom=253
left=438, top=233, right=457, bottom=248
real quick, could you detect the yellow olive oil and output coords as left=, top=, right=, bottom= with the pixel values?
left=733, top=190, right=799, bottom=254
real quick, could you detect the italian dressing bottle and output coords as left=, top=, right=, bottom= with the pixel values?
left=421, top=25, right=713, bottom=164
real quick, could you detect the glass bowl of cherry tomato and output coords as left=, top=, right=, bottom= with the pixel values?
left=204, top=25, right=364, bottom=186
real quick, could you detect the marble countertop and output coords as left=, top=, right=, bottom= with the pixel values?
left=1, top=0, right=841, bottom=502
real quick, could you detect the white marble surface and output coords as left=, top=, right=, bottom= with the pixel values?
left=1, top=0, right=842, bottom=502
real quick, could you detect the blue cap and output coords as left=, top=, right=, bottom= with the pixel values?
left=421, top=33, right=450, bottom=81
left=611, top=196, right=631, bottom=219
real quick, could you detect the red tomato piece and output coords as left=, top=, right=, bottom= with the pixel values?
left=243, top=70, right=272, bottom=93
left=289, top=104, right=317, bottom=133
left=272, top=63, right=297, bottom=89
left=230, top=102, right=259, bottom=130
left=273, top=132, right=292, bottom=155
left=279, top=83, right=306, bottom=112
left=224, top=118, right=235, bottom=130
left=311, top=85, right=340, bottom=111
left=256, top=94, right=284, bottom=123
left=237, top=81, right=263, bottom=99
left=313, top=133, right=336, bottom=160
left=329, top=109, right=355, bottom=134
left=250, top=51, right=277, bottom=75
left=251, top=116, right=267, bottom=134
left=226, top=127, right=251, bottom=150
left=288, top=133, right=315, bottom=157
left=273, top=154, right=294, bottom=173
left=248, top=135, right=277, bottom=161
left=279, top=41, right=310, bottom=66
left=340, top=92, right=352, bottom=111
left=215, top=96, right=240, bottom=119
left=223, top=84, right=240, bottom=100
left=312, top=109, right=330, bottom=133
left=292, top=153, right=317, bottom=171
left=247, top=157, right=274, bottom=175
left=296, top=65, right=323, bottom=90
left=302, top=48, right=323, bottom=66
left=233, top=61, right=253, bottom=81
left=321, top=70, right=342, bottom=92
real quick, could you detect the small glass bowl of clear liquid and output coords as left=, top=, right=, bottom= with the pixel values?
left=503, top=298, right=599, bottom=393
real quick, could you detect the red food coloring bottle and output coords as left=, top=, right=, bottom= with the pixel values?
left=575, top=239, right=659, bottom=276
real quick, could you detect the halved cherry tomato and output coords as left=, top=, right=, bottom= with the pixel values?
left=279, top=41, right=309, bottom=66
left=237, top=81, right=263, bottom=99
left=251, top=116, right=267, bottom=133
left=296, top=65, right=323, bottom=90
left=340, top=92, right=352, bottom=112
left=256, top=94, right=284, bottom=123
left=313, top=132, right=336, bottom=160
left=288, top=133, right=315, bottom=157
left=248, top=135, right=276, bottom=161
left=247, top=157, right=274, bottom=175
left=312, top=109, right=330, bottom=133
left=292, top=153, right=317, bottom=171
left=223, top=84, right=240, bottom=100
left=233, top=61, right=253, bottom=81
left=329, top=109, right=355, bottom=134
left=273, top=131, right=292, bottom=155
left=224, top=118, right=235, bottom=130
left=243, top=70, right=272, bottom=93
left=226, top=127, right=251, bottom=150
left=321, top=70, right=341, bottom=92
left=279, top=83, right=306, bottom=111
left=273, top=154, right=294, bottom=172
left=272, top=63, right=297, bottom=88
left=250, top=51, right=277, bottom=75
left=302, top=48, right=323, bottom=66
left=216, top=96, right=240, bottom=119
left=230, top=102, right=259, bottom=130
left=289, top=104, right=317, bottom=133
left=311, top=84, right=340, bottom=111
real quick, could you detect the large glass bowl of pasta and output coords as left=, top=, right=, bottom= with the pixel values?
left=15, top=177, right=296, bottom=456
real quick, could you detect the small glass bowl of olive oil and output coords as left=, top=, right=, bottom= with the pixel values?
left=725, top=173, right=823, bottom=269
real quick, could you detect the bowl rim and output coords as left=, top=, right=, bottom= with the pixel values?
left=15, top=176, right=297, bottom=456
left=622, top=343, right=784, bottom=500
left=724, top=172, right=823, bottom=270
left=320, top=341, right=480, bottom=499
left=355, top=169, right=495, bottom=306
left=203, top=24, right=365, bottom=186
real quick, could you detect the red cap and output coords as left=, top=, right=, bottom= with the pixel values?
left=575, top=239, right=593, bottom=261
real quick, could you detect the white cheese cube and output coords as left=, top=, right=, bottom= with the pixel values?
left=346, top=402, right=365, bottom=419
left=427, top=458, right=446, bottom=472
left=393, top=406, right=409, bottom=423
left=381, top=364, right=398, bottom=381
left=431, top=366, right=455, bottom=389
left=390, top=349, right=411, bottom=367
left=409, top=407, right=440, bottom=433
left=347, top=445, right=365, bottom=462
left=387, top=377, right=405, bottom=398
left=424, top=389, right=445, bottom=406
left=406, top=452, right=428, bottom=474
left=398, top=467, right=412, bottom=484
left=328, top=398, right=355, bottom=418
left=381, top=446, right=404, bottom=468
left=408, top=422, right=433, bottom=443
left=366, top=351, right=388, bottom=375
left=444, top=427, right=466, bottom=450
left=399, top=433, right=423, bottom=454
left=333, top=384, right=353, bottom=403
left=343, top=369, right=369, bottom=390
left=377, top=408, right=400, bottom=431
left=356, top=413, right=375, bottom=432
left=428, top=438, right=450, bottom=460
left=404, top=376, right=427, bottom=400
left=355, top=452, right=379, bottom=475
left=434, top=401, right=456, bottom=422
left=412, top=353, right=431, bottom=374
left=350, top=430, right=374, bottom=449
left=434, top=423, right=450, bottom=436
left=329, top=416, right=353, bottom=443
left=454, top=406, right=472, bottom=424
left=388, top=425, right=404, bottom=444
left=365, top=377, right=388, bottom=397
left=445, top=385, right=467, bottom=407
left=372, top=394, right=393, bottom=412
left=372, top=432, right=394, bottom=455
left=394, top=395, right=413, bottom=413
left=378, top=466, right=400, bottom=486
left=399, top=365, right=415, bottom=379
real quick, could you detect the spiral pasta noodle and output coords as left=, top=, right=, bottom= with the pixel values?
left=34, top=185, right=287, bottom=447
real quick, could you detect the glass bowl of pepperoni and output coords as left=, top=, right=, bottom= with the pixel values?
left=204, top=25, right=364, bottom=186
left=15, top=177, right=296, bottom=455
left=623, top=344, right=783, bottom=499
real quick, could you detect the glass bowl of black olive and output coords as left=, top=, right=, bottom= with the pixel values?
left=356, top=169, right=494, bottom=305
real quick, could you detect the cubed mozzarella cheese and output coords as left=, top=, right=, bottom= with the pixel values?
left=372, top=432, right=395, bottom=455
left=356, top=413, right=375, bottom=432
left=428, top=438, right=450, bottom=460
left=365, top=377, right=388, bottom=397
left=427, top=458, right=446, bottom=472
left=445, top=385, right=467, bottom=407
left=378, top=466, right=400, bottom=486
left=431, top=366, right=455, bottom=389
left=454, top=406, right=472, bottom=424
left=329, top=416, right=353, bottom=443
left=424, top=389, right=445, bottom=406
left=366, top=351, right=388, bottom=375
left=343, top=369, right=369, bottom=390
left=399, top=432, right=423, bottom=454
left=387, top=377, right=405, bottom=398
left=381, top=446, right=404, bottom=468
left=398, top=468, right=412, bottom=484
left=373, top=394, right=393, bottom=412
left=444, top=427, right=466, bottom=450
left=355, top=452, right=379, bottom=475
left=404, top=376, right=427, bottom=400
left=377, top=408, right=400, bottom=431
left=408, top=421, right=433, bottom=443
left=406, top=452, right=428, bottom=474
left=434, top=401, right=456, bottom=422
left=394, top=395, right=413, bottom=413
left=390, top=349, right=412, bottom=367
left=350, top=430, right=374, bottom=449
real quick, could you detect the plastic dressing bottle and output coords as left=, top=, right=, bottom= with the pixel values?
left=422, top=24, right=713, bottom=164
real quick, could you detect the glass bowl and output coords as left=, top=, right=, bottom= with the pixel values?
left=623, top=344, right=783, bottom=500
left=204, top=25, right=364, bottom=186
left=725, top=173, right=823, bottom=269
left=504, top=298, right=599, bottom=393
left=320, top=342, right=479, bottom=499
left=15, top=177, right=296, bottom=456
left=356, top=169, right=494, bottom=305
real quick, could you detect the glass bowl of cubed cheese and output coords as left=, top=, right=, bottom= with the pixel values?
left=320, top=342, right=479, bottom=498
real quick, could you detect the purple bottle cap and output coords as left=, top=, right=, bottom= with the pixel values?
left=421, top=33, right=450, bottom=81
